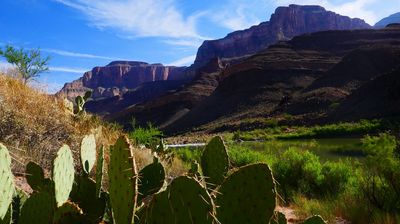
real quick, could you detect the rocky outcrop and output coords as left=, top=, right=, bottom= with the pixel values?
left=162, top=25, right=400, bottom=133
left=375, top=12, right=400, bottom=28
left=194, top=4, right=371, bottom=67
left=57, top=61, right=188, bottom=100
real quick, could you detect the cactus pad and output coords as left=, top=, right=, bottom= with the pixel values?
left=19, top=192, right=54, bottom=224
left=215, top=163, right=276, bottom=224
left=138, top=157, right=165, bottom=203
left=109, top=137, right=137, bottom=224
left=26, top=162, right=45, bottom=191
left=95, top=145, right=104, bottom=197
left=0, top=144, right=15, bottom=220
left=201, top=136, right=229, bottom=189
left=53, top=144, right=75, bottom=207
left=53, top=201, right=84, bottom=224
left=0, top=206, right=11, bottom=224
left=303, top=215, right=326, bottom=224
left=141, top=176, right=215, bottom=224
left=80, top=134, right=97, bottom=174
left=70, top=176, right=106, bottom=223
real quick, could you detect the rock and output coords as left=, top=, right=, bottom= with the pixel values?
left=375, top=12, right=400, bottom=28
left=57, top=61, right=188, bottom=100
left=162, top=26, right=400, bottom=133
left=193, top=4, right=371, bottom=68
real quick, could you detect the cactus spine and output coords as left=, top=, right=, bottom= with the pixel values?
left=201, top=136, right=229, bottom=189
left=140, top=176, right=215, bottom=224
left=80, top=134, right=97, bottom=174
left=137, top=156, right=165, bottom=203
left=25, top=161, right=45, bottom=191
left=95, top=145, right=104, bottom=198
left=109, top=136, right=138, bottom=224
left=215, top=163, right=277, bottom=224
left=0, top=144, right=15, bottom=220
left=53, top=145, right=75, bottom=207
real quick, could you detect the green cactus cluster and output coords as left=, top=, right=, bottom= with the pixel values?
left=0, top=134, right=326, bottom=224
left=74, top=91, right=92, bottom=115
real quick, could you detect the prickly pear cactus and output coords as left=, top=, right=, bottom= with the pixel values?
left=53, top=144, right=75, bottom=207
left=188, top=160, right=202, bottom=177
left=0, top=207, right=11, bottom=224
left=53, top=201, right=84, bottom=224
left=19, top=192, right=54, bottom=224
left=12, top=188, right=28, bottom=224
left=0, top=144, right=15, bottom=220
left=95, top=145, right=104, bottom=198
left=303, top=215, right=326, bottom=224
left=109, top=137, right=138, bottom=224
left=70, top=176, right=106, bottom=223
left=201, top=136, right=229, bottom=189
left=26, top=161, right=45, bottom=191
left=138, top=157, right=165, bottom=203
left=215, top=163, right=276, bottom=224
left=140, top=176, right=215, bottom=224
left=80, top=134, right=96, bottom=174
left=75, top=96, right=84, bottom=113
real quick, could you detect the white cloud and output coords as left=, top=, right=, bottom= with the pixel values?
left=49, top=66, right=89, bottom=74
left=162, top=38, right=204, bottom=48
left=42, top=48, right=129, bottom=60
left=1, top=60, right=87, bottom=74
left=275, top=0, right=378, bottom=24
left=55, top=0, right=206, bottom=42
left=166, top=55, right=196, bottom=66
left=211, top=0, right=268, bottom=31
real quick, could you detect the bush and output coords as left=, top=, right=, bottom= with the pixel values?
left=320, top=161, right=352, bottom=196
left=128, top=119, right=162, bottom=146
left=227, top=144, right=273, bottom=167
left=360, top=133, right=400, bottom=213
left=273, top=149, right=352, bottom=201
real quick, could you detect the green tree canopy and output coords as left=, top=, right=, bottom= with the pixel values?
left=0, top=45, right=50, bottom=84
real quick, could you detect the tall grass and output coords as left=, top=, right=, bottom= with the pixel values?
left=0, top=74, right=122, bottom=171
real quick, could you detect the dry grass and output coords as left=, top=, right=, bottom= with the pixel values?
left=0, top=74, right=122, bottom=173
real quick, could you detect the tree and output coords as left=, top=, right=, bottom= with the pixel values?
left=0, top=45, right=50, bottom=84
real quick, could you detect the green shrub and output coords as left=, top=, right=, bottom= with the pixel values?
left=360, top=133, right=400, bottom=213
left=227, top=144, right=273, bottom=167
left=320, top=161, right=352, bottom=196
left=174, top=147, right=202, bottom=163
left=273, top=149, right=353, bottom=201
left=128, top=119, right=162, bottom=146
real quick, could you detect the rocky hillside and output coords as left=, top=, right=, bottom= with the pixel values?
left=73, top=5, right=373, bottom=126
left=57, top=61, right=188, bottom=100
left=167, top=25, right=400, bottom=133
left=193, top=4, right=371, bottom=68
left=116, top=24, right=400, bottom=133
left=375, top=12, right=400, bottom=28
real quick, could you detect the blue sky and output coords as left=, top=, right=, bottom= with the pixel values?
left=1, top=0, right=400, bottom=93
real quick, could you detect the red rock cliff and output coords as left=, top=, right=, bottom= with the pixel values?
left=57, top=61, right=187, bottom=99
left=193, top=4, right=371, bottom=67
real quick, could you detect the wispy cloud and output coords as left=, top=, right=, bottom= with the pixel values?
left=275, top=0, right=379, bottom=24
left=1, top=60, right=88, bottom=74
left=167, top=55, right=196, bottom=66
left=211, top=0, right=268, bottom=31
left=49, top=66, right=89, bottom=74
left=162, top=38, right=204, bottom=48
left=42, top=48, right=129, bottom=60
left=55, top=0, right=207, bottom=47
